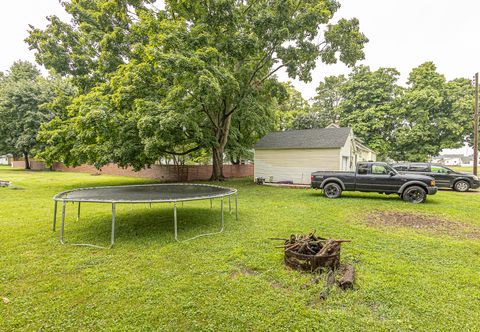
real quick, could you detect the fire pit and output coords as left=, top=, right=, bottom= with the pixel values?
left=271, top=232, right=355, bottom=295
left=278, top=233, right=345, bottom=272
left=284, top=248, right=339, bottom=272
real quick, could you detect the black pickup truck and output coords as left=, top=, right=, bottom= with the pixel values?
left=311, top=162, right=438, bottom=203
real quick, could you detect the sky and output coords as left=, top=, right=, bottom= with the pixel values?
left=0, top=0, right=477, bottom=154
left=1, top=0, right=479, bottom=99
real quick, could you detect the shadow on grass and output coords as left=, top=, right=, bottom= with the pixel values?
left=55, top=203, right=239, bottom=246
left=307, top=191, right=441, bottom=204
left=438, top=188, right=480, bottom=194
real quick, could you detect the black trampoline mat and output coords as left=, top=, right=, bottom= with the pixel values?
left=54, top=184, right=236, bottom=203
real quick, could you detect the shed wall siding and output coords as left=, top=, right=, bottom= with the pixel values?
left=254, top=148, right=340, bottom=184
left=339, top=131, right=354, bottom=170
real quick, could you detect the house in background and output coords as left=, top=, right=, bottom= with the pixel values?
left=431, top=154, right=475, bottom=166
left=254, top=126, right=376, bottom=184
left=0, top=154, right=13, bottom=166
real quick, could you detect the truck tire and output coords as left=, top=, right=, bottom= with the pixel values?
left=402, top=186, right=426, bottom=203
left=453, top=180, right=470, bottom=192
left=323, top=182, right=342, bottom=199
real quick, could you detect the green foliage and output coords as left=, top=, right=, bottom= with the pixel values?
left=310, top=62, right=473, bottom=161
left=391, top=62, right=473, bottom=161
left=273, top=82, right=311, bottom=131
left=338, top=66, right=402, bottom=158
left=0, top=61, right=57, bottom=165
left=27, top=0, right=368, bottom=178
left=292, top=74, right=346, bottom=129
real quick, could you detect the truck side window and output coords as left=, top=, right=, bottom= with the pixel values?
left=394, top=165, right=408, bottom=171
left=357, top=164, right=369, bottom=175
left=372, top=165, right=388, bottom=175
left=431, top=165, right=448, bottom=174
left=409, top=164, right=429, bottom=172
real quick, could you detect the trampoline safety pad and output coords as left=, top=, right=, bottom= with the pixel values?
left=52, top=184, right=238, bottom=248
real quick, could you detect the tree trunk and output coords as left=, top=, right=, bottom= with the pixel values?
left=24, top=152, right=30, bottom=170
left=209, top=105, right=234, bottom=181
left=210, top=145, right=225, bottom=181
left=210, top=120, right=232, bottom=181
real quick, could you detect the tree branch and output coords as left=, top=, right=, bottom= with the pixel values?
left=257, top=62, right=288, bottom=85
left=161, top=145, right=201, bottom=156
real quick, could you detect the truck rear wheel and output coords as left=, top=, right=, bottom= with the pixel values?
left=402, top=186, right=426, bottom=203
left=323, top=183, right=342, bottom=199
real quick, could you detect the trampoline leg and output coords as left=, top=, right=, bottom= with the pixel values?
left=235, top=192, right=238, bottom=221
left=174, top=201, right=178, bottom=241
left=53, top=201, right=58, bottom=231
left=60, top=201, right=66, bottom=244
left=229, top=195, right=232, bottom=214
left=77, top=202, right=81, bottom=221
left=221, top=198, right=224, bottom=231
left=210, top=198, right=212, bottom=209
left=110, top=203, right=116, bottom=248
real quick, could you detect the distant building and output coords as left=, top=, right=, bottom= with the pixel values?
left=431, top=154, right=476, bottom=167
left=254, top=126, right=376, bottom=184
left=0, top=154, right=13, bottom=166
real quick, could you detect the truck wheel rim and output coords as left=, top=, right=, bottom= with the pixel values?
left=406, top=189, right=423, bottom=203
left=325, top=186, right=338, bottom=197
left=456, top=182, right=468, bottom=191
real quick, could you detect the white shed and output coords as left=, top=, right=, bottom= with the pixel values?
left=254, top=126, right=376, bottom=184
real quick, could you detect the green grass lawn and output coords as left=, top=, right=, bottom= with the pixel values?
left=449, top=166, right=475, bottom=173
left=1, top=166, right=480, bottom=331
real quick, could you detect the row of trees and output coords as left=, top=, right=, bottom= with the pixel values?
left=0, top=61, right=62, bottom=169
left=0, top=1, right=473, bottom=175
left=276, top=62, right=474, bottom=161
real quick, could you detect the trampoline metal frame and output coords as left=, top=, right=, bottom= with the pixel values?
left=52, top=183, right=238, bottom=248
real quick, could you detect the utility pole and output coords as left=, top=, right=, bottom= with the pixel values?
left=474, top=73, right=479, bottom=176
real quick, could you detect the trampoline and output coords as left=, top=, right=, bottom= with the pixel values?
left=52, top=183, right=238, bottom=248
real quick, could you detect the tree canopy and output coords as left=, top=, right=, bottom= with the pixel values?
left=391, top=62, right=473, bottom=161
left=0, top=61, right=56, bottom=169
left=292, top=74, right=346, bottom=129
left=27, top=0, right=368, bottom=179
left=301, top=62, right=474, bottom=161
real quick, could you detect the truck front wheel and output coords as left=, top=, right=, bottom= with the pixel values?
left=402, top=186, right=426, bottom=203
left=323, top=183, right=342, bottom=199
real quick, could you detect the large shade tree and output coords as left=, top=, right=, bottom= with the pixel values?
left=273, top=82, right=311, bottom=131
left=337, top=65, right=402, bottom=158
left=391, top=62, right=474, bottom=161
left=28, top=0, right=368, bottom=179
left=0, top=61, right=56, bottom=169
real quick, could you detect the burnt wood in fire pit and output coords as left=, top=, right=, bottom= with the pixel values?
left=272, top=233, right=350, bottom=273
left=284, top=249, right=339, bottom=272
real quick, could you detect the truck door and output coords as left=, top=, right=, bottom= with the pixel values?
left=369, top=164, right=404, bottom=193
left=356, top=163, right=403, bottom=193
left=354, top=163, right=373, bottom=191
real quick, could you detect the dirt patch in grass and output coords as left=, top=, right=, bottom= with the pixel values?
left=230, top=266, right=259, bottom=280
left=366, top=211, right=480, bottom=239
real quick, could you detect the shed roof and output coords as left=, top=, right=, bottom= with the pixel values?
left=254, top=127, right=352, bottom=150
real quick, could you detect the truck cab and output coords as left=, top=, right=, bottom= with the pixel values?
left=311, top=162, right=438, bottom=203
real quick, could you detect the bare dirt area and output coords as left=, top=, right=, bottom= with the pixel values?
left=366, top=211, right=480, bottom=239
